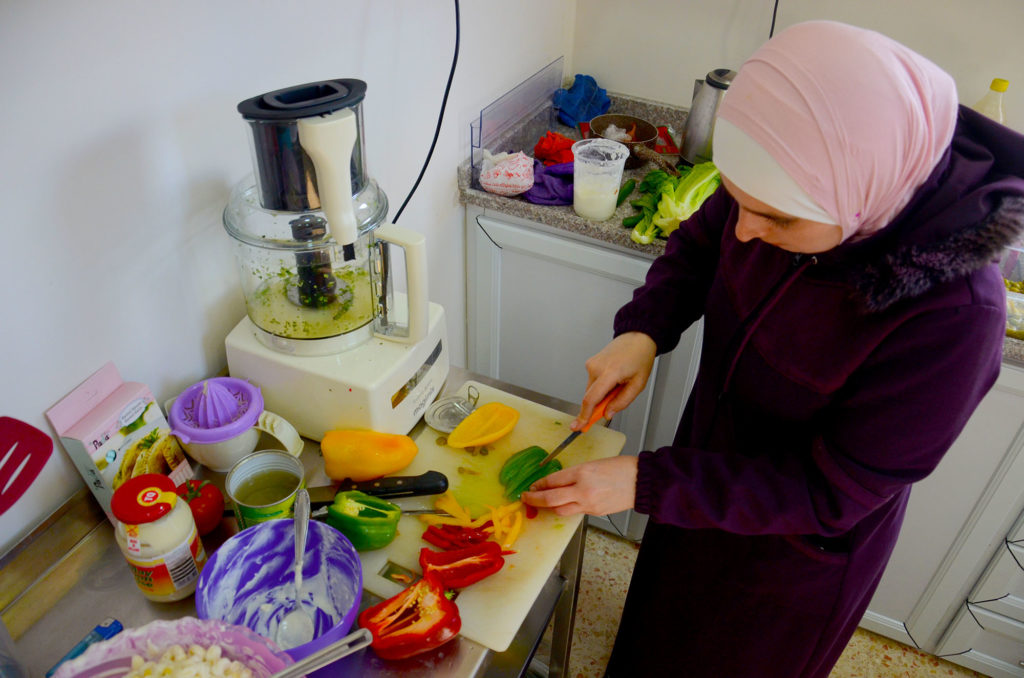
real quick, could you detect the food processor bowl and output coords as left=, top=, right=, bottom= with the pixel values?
left=223, top=177, right=388, bottom=355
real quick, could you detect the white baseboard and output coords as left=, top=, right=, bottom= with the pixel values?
left=859, top=610, right=917, bottom=647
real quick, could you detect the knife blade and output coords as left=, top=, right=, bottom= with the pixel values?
left=540, top=385, right=624, bottom=467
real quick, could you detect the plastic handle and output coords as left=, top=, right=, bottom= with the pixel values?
left=580, top=384, right=625, bottom=433
left=297, top=109, right=358, bottom=246
left=255, top=410, right=304, bottom=458
left=268, top=628, right=372, bottom=678
left=372, top=222, right=429, bottom=344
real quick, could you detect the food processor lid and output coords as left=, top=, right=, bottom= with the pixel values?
left=222, top=177, right=388, bottom=249
left=169, top=377, right=263, bottom=444
left=237, top=79, right=367, bottom=121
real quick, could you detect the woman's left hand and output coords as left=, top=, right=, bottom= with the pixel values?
left=520, top=456, right=638, bottom=516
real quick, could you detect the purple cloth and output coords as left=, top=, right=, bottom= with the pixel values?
left=522, top=160, right=573, bottom=205
left=604, top=106, right=1024, bottom=677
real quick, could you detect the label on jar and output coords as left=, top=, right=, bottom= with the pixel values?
left=123, top=523, right=206, bottom=597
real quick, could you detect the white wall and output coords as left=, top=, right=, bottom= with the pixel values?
left=573, top=0, right=1023, bottom=131
left=0, top=0, right=576, bottom=555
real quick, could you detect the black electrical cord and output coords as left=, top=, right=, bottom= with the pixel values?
left=392, top=0, right=460, bottom=223
left=769, top=0, right=780, bottom=38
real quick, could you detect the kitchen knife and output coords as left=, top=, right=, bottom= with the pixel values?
left=307, top=470, right=449, bottom=507
left=224, top=471, right=450, bottom=516
left=540, top=385, right=624, bottom=467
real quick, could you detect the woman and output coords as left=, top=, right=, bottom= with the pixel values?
left=521, top=20, right=1024, bottom=677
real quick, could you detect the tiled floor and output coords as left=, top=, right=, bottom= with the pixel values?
left=560, top=527, right=988, bottom=678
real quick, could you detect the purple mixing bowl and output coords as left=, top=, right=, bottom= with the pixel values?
left=195, top=519, right=363, bottom=670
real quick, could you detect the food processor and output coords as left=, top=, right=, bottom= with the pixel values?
left=223, top=79, right=449, bottom=440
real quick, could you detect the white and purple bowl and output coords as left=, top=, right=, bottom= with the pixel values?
left=195, top=519, right=362, bottom=671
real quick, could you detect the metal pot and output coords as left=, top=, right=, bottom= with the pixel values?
left=589, top=114, right=679, bottom=175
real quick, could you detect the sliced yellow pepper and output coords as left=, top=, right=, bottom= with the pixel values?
left=435, top=491, right=472, bottom=523
left=446, top=402, right=520, bottom=448
left=501, top=510, right=524, bottom=549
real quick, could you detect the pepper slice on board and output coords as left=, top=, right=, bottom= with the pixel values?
left=325, top=490, right=401, bottom=551
left=499, top=445, right=563, bottom=500
left=419, top=541, right=505, bottom=589
left=446, top=402, right=520, bottom=449
left=422, top=523, right=493, bottom=550
left=358, top=575, right=462, bottom=660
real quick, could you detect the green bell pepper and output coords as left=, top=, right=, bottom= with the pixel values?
left=325, top=490, right=401, bottom=551
left=499, top=446, right=563, bottom=500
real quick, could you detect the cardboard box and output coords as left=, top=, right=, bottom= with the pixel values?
left=46, top=362, right=192, bottom=519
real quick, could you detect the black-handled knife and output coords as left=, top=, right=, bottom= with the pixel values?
left=307, top=470, right=449, bottom=507
left=223, top=471, right=450, bottom=516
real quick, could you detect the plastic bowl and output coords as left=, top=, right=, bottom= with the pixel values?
left=195, top=519, right=363, bottom=669
left=52, top=617, right=293, bottom=678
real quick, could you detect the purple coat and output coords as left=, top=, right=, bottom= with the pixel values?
left=605, top=107, right=1024, bottom=678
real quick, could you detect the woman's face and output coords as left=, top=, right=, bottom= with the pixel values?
left=721, top=175, right=843, bottom=254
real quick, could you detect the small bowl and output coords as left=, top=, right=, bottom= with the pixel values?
left=589, top=113, right=659, bottom=169
left=52, top=617, right=293, bottom=678
left=195, top=520, right=363, bottom=674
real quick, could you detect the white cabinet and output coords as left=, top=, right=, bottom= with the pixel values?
left=861, top=362, right=1024, bottom=670
left=465, top=205, right=702, bottom=541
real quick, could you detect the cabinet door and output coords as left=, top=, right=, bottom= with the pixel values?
left=467, top=209, right=659, bottom=540
left=935, top=604, right=1024, bottom=678
left=862, top=363, right=1024, bottom=650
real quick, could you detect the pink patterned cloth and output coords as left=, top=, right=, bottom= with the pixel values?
left=717, top=20, right=958, bottom=241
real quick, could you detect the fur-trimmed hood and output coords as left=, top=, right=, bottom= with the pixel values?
left=831, top=106, right=1024, bottom=312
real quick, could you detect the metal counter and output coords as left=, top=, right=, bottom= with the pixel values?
left=7, top=367, right=585, bottom=678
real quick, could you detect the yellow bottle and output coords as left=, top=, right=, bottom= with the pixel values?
left=972, top=78, right=1009, bottom=124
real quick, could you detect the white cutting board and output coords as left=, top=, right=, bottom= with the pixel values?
left=357, top=381, right=626, bottom=653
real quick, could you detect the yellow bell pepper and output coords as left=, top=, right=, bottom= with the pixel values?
left=321, top=429, right=418, bottom=482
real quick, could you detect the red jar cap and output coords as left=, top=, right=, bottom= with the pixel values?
left=111, top=474, right=178, bottom=524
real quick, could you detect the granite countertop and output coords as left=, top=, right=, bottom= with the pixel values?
left=455, top=94, right=1024, bottom=366
left=457, top=94, right=686, bottom=261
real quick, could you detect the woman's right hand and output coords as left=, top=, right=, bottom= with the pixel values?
left=572, top=332, right=657, bottom=430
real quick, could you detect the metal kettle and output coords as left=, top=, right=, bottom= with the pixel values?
left=680, top=68, right=736, bottom=166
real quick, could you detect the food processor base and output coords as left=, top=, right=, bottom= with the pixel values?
left=225, top=303, right=449, bottom=440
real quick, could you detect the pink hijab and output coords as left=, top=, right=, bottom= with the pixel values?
left=716, top=20, right=959, bottom=242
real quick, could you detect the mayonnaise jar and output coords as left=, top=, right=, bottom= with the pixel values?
left=111, top=474, right=207, bottom=602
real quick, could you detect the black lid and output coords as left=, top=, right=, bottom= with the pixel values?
left=237, top=78, right=367, bottom=121
left=706, top=69, right=736, bottom=90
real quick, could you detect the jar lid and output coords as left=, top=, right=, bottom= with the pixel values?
left=169, top=377, right=263, bottom=444
left=424, top=386, right=480, bottom=433
left=111, top=474, right=178, bottom=524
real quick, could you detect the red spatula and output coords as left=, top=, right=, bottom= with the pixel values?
left=0, top=416, right=54, bottom=516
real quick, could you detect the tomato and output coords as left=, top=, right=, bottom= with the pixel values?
left=175, top=480, right=225, bottom=536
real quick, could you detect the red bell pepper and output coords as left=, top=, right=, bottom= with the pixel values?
left=419, top=542, right=505, bottom=589
left=422, top=522, right=493, bottom=550
left=358, top=576, right=461, bottom=660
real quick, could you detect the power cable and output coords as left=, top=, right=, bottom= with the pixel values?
left=393, top=0, right=460, bottom=223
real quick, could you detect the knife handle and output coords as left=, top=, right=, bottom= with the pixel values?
left=580, top=385, right=625, bottom=433
left=337, top=470, right=449, bottom=498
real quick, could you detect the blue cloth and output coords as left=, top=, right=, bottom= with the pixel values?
left=523, top=160, right=574, bottom=205
left=553, top=74, right=610, bottom=127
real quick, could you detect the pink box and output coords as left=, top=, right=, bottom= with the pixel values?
left=46, top=362, right=192, bottom=518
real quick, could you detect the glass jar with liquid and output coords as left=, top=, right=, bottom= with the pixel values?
left=224, top=450, right=305, bottom=529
